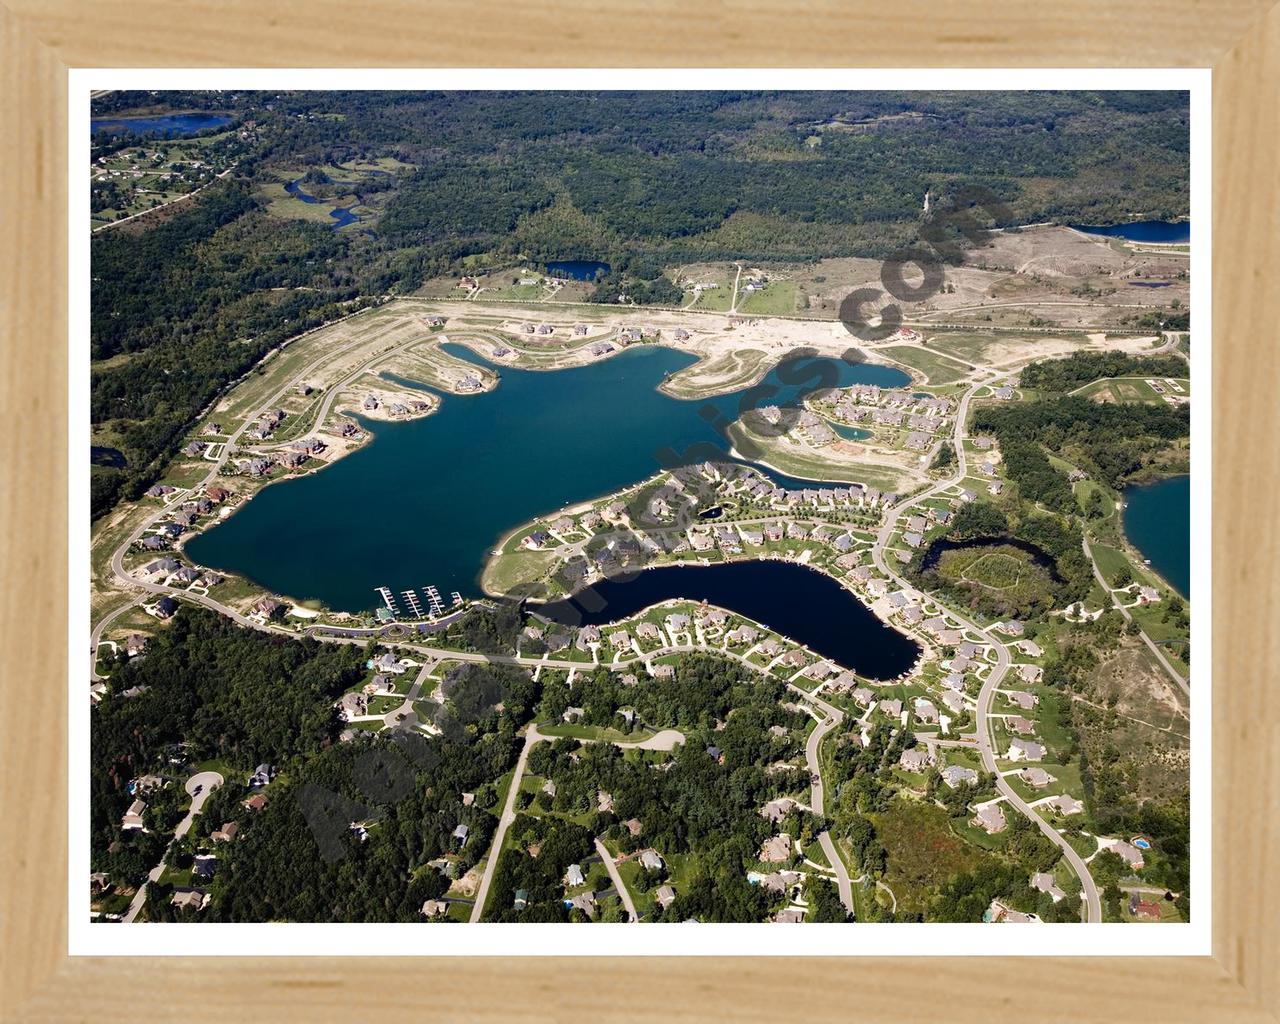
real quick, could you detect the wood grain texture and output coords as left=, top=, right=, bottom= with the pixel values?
left=1212, top=5, right=1280, bottom=1015
left=0, top=1, right=1276, bottom=1020
left=2, top=0, right=1278, bottom=66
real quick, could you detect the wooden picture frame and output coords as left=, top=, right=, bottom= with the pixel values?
left=2, top=3, right=1276, bottom=1019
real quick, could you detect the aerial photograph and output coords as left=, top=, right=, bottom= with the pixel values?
left=87, top=89, right=1192, bottom=928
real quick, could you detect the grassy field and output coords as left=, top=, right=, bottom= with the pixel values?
left=870, top=795, right=989, bottom=916
left=932, top=543, right=1055, bottom=610
left=726, top=420, right=915, bottom=491
left=1073, top=376, right=1190, bottom=404
left=880, top=345, right=972, bottom=385
left=661, top=348, right=772, bottom=399
left=918, top=331, right=1000, bottom=365
left=737, top=281, right=797, bottom=316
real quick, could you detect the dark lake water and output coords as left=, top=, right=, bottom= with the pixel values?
left=186, top=344, right=908, bottom=612
left=1070, top=220, right=1190, bottom=244
left=91, top=445, right=127, bottom=468
left=919, top=535, right=1062, bottom=581
left=1123, top=474, right=1190, bottom=597
left=539, top=560, right=920, bottom=680
left=91, top=113, right=232, bottom=138
left=546, top=260, right=610, bottom=281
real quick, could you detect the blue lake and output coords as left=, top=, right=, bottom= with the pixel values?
left=546, top=260, right=610, bottom=281
left=91, top=113, right=232, bottom=138
left=185, top=344, right=908, bottom=612
left=1123, top=474, right=1190, bottom=597
left=1071, top=220, right=1190, bottom=244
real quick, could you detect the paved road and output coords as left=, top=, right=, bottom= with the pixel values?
left=123, top=771, right=223, bottom=923
left=384, top=661, right=436, bottom=728
left=614, top=729, right=685, bottom=752
left=89, top=597, right=142, bottom=682
left=594, top=838, right=639, bottom=922
left=788, top=683, right=854, bottom=916
left=470, top=725, right=542, bottom=922
left=869, top=374, right=1102, bottom=924
left=1082, top=535, right=1189, bottom=697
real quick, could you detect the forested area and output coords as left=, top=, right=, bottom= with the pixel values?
left=90, top=609, right=365, bottom=862
left=973, top=396, right=1188, bottom=512
left=93, top=614, right=538, bottom=920
left=903, top=501, right=1093, bottom=618
left=486, top=655, right=817, bottom=922
left=1019, top=351, right=1187, bottom=392
left=89, top=182, right=394, bottom=516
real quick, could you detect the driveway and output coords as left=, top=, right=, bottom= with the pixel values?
left=123, top=771, right=224, bottom=923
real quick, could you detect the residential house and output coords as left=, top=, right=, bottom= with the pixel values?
left=760, top=797, right=798, bottom=824
left=899, top=748, right=933, bottom=772
left=1043, top=794, right=1084, bottom=816
left=1008, top=738, right=1046, bottom=762
left=974, top=803, right=1007, bottom=834
left=565, top=892, right=598, bottom=918
left=941, top=765, right=979, bottom=789
left=211, top=821, right=240, bottom=843
left=1019, top=767, right=1054, bottom=789
left=879, top=698, right=903, bottom=719
left=121, top=799, right=147, bottom=831
left=759, top=834, right=792, bottom=863
left=1105, top=840, right=1145, bottom=870
left=1129, top=894, right=1162, bottom=920
left=1032, top=873, right=1066, bottom=903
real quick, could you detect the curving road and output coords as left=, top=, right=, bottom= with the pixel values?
left=789, top=683, right=855, bottom=915
left=1082, top=535, right=1189, bottom=697
left=123, top=771, right=224, bottom=923
left=869, top=374, right=1102, bottom=923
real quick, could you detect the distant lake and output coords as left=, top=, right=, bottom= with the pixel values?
left=546, top=260, right=610, bottom=281
left=91, top=113, right=232, bottom=138
left=539, top=560, right=921, bottom=680
left=1071, top=220, right=1190, bottom=244
left=1123, top=474, right=1190, bottom=597
left=832, top=423, right=872, bottom=441
left=186, top=344, right=908, bottom=613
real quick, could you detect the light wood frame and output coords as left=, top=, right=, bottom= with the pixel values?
left=2, top=3, right=1276, bottom=1020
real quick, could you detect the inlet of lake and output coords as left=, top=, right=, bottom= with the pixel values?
left=539, top=560, right=920, bottom=680
left=1070, top=220, right=1190, bottom=244
left=186, top=344, right=909, bottom=630
left=1123, top=474, right=1190, bottom=597
left=286, top=179, right=361, bottom=229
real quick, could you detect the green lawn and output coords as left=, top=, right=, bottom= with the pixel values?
left=880, top=346, right=972, bottom=385
left=737, top=280, right=797, bottom=315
